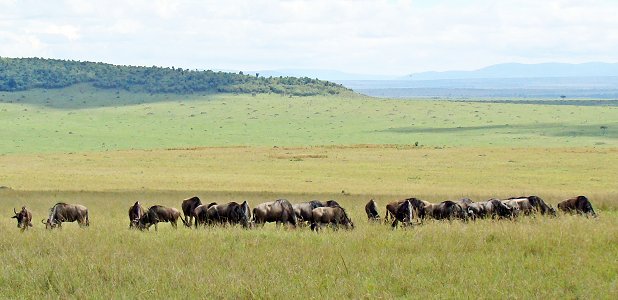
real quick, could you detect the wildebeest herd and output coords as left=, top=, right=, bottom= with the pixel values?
left=9, top=195, right=597, bottom=231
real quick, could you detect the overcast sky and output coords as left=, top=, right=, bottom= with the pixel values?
left=1, top=0, right=617, bottom=75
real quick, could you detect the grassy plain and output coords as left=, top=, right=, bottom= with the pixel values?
left=1, top=84, right=617, bottom=154
left=0, top=190, right=617, bottom=299
left=0, top=86, right=617, bottom=298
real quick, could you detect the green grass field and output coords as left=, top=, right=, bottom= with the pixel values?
left=1, top=86, right=617, bottom=298
left=1, top=84, right=617, bottom=154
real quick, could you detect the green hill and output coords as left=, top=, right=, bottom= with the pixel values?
left=0, top=57, right=349, bottom=96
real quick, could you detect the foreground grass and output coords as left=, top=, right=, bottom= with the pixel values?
left=0, top=191, right=616, bottom=298
left=1, top=86, right=617, bottom=154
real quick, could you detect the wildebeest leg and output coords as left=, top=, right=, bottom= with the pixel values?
left=171, top=220, right=177, bottom=229
left=154, top=222, right=158, bottom=231
left=391, top=219, right=398, bottom=229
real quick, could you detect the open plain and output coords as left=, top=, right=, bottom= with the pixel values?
left=1, top=88, right=617, bottom=298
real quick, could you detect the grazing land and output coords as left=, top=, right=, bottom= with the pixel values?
left=1, top=85, right=617, bottom=154
left=0, top=85, right=617, bottom=298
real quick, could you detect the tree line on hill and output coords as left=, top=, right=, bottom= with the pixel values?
left=0, top=57, right=349, bottom=96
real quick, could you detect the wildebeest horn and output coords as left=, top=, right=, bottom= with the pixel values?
left=41, top=219, right=47, bottom=224
left=14, top=208, right=18, bottom=215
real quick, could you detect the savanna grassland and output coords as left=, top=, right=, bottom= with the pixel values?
left=1, top=85, right=617, bottom=298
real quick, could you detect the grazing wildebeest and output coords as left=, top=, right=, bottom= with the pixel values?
left=466, top=202, right=487, bottom=220
left=42, top=203, right=89, bottom=229
left=423, top=200, right=467, bottom=220
left=310, top=206, right=354, bottom=232
left=139, top=205, right=185, bottom=231
left=253, top=199, right=297, bottom=227
left=508, top=196, right=556, bottom=216
left=181, top=196, right=202, bottom=227
left=502, top=198, right=534, bottom=216
left=558, top=196, right=597, bottom=217
left=12, top=206, right=33, bottom=231
left=205, top=201, right=252, bottom=228
left=128, top=201, right=144, bottom=228
left=483, top=199, right=515, bottom=219
left=193, top=202, right=217, bottom=228
left=293, top=200, right=323, bottom=225
left=385, top=198, right=427, bottom=224
left=365, top=199, right=380, bottom=221
left=390, top=199, right=413, bottom=229
left=456, top=198, right=473, bottom=210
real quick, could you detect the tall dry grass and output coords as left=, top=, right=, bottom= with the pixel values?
left=0, top=190, right=616, bottom=298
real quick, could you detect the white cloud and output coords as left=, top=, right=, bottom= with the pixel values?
left=0, top=0, right=617, bottom=74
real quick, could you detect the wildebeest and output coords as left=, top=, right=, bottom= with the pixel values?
left=502, top=198, right=534, bottom=216
left=322, top=200, right=341, bottom=207
left=253, top=199, right=297, bottom=227
left=557, top=196, right=597, bottom=217
left=390, top=199, right=413, bottom=228
left=385, top=198, right=427, bottom=224
left=193, top=202, right=217, bottom=228
left=310, top=206, right=354, bottom=232
left=12, top=206, right=33, bottom=231
left=204, top=201, right=252, bottom=228
left=483, top=199, right=515, bottom=219
left=293, top=200, right=324, bottom=224
left=364, top=199, right=380, bottom=221
left=139, top=205, right=186, bottom=231
left=128, top=201, right=144, bottom=228
left=42, top=203, right=89, bottom=229
left=181, top=196, right=202, bottom=228
left=508, top=196, right=556, bottom=216
left=466, top=202, right=487, bottom=219
left=423, top=200, right=467, bottom=221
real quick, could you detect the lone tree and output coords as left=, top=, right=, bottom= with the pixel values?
left=560, top=95, right=566, bottom=99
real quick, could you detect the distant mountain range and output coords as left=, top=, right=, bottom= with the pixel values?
left=247, top=63, right=618, bottom=82
left=405, top=62, right=618, bottom=80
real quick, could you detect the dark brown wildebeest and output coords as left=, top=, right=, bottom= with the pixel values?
left=128, top=201, right=144, bottom=229
left=181, top=196, right=202, bottom=228
left=193, top=202, right=217, bottom=228
left=466, top=202, right=487, bottom=220
left=423, top=200, right=467, bottom=221
left=139, top=205, right=186, bottom=231
left=253, top=199, right=297, bottom=227
left=385, top=198, right=427, bottom=224
left=390, top=199, right=413, bottom=229
left=310, top=206, right=354, bottom=232
left=204, top=201, right=252, bottom=228
left=482, top=199, right=515, bottom=219
left=365, top=199, right=380, bottom=221
left=558, top=196, right=597, bottom=217
left=42, top=202, right=89, bottom=229
left=12, top=206, right=33, bottom=231
left=293, top=200, right=323, bottom=225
